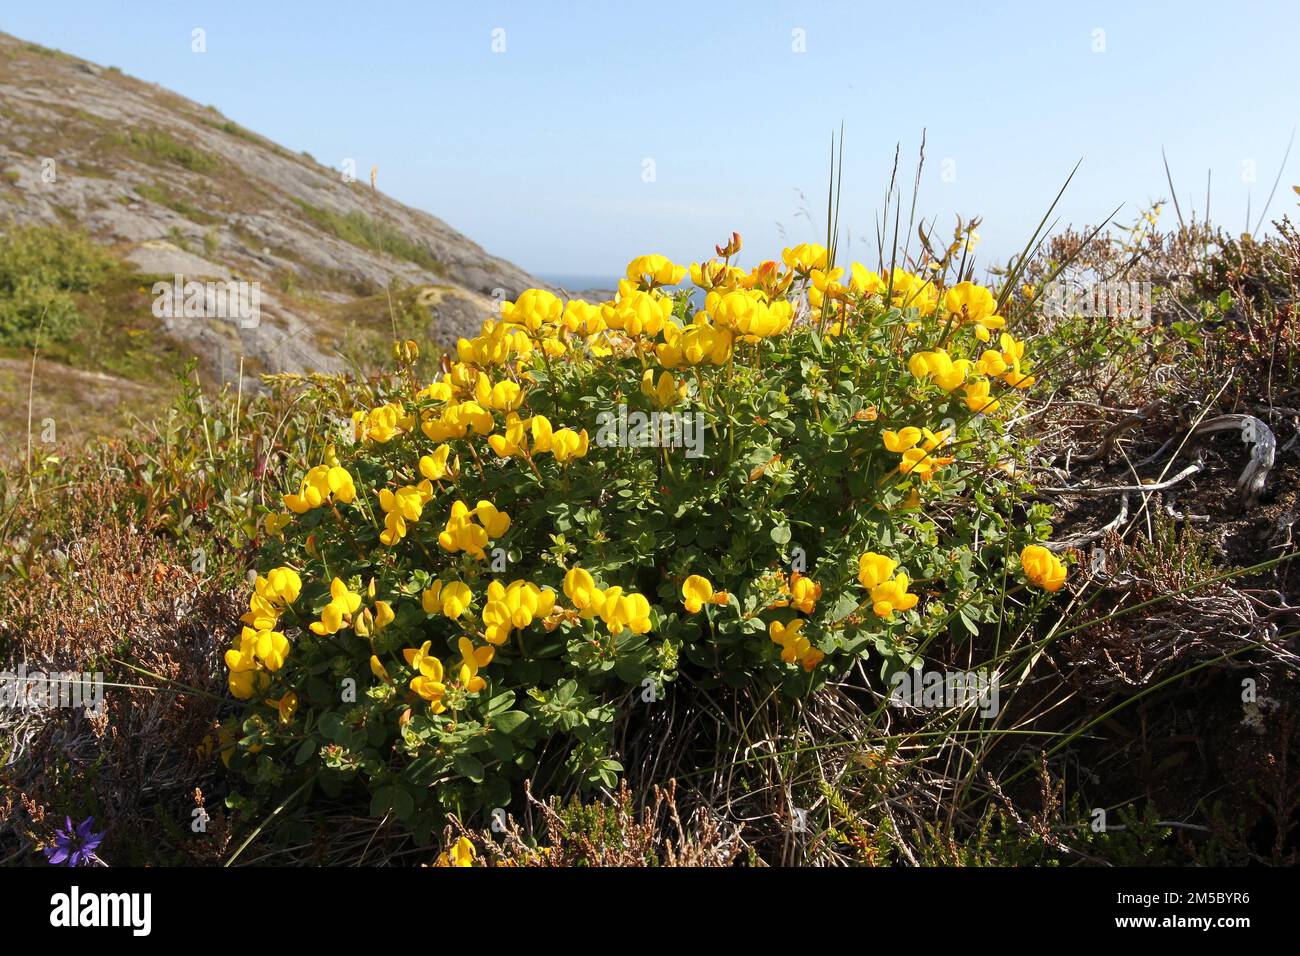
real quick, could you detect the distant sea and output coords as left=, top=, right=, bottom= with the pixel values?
left=535, top=272, right=705, bottom=307
left=535, top=273, right=615, bottom=293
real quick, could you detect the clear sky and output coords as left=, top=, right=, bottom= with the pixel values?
left=4, top=1, right=1298, bottom=280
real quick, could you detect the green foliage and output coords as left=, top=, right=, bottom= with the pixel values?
left=109, top=127, right=220, bottom=173
left=294, top=200, right=444, bottom=273
left=0, top=224, right=115, bottom=346
left=221, top=259, right=1059, bottom=835
left=135, top=182, right=222, bottom=224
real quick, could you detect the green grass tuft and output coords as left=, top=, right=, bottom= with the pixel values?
left=294, top=200, right=444, bottom=273
left=109, top=128, right=220, bottom=173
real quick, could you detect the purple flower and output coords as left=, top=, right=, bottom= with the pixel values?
left=44, top=815, right=104, bottom=867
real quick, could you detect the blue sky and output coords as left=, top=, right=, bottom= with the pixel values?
left=4, top=1, right=1298, bottom=280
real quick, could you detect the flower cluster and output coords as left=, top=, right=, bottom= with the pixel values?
left=223, top=233, right=1067, bottom=826
left=226, top=567, right=301, bottom=698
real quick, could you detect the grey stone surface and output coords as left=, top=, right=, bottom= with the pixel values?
left=0, top=31, right=558, bottom=384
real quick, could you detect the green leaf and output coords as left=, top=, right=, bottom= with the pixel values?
left=370, top=785, right=414, bottom=821
left=492, top=711, right=530, bottom=735
left=453, top=753, right=485, bottom=783
left=957, top=607, right=980, bottom=637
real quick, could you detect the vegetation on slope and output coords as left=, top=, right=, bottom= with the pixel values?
left=2, top=191, right=1298, bottom=867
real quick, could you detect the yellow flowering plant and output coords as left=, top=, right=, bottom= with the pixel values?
left=222, top=234, right=1064, bottom=838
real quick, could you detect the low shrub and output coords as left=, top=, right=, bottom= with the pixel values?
left=0, top=225, right=115, bottom=346
left=220, top=239, right=1065, bottom=839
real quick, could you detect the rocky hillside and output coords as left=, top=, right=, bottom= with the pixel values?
left=0, top=31, right=546, bottom=390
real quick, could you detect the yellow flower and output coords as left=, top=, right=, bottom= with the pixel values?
left=564, top=567, right=601, bottom=610
left=353, top=403, right=413, bottom=443
left=706, top=289, right=790, bottom=337
left=370, top=655, right=391, bottom=681
left=894, top=428, right=953, bottom=481
left=868, top=573, right=918, bottom=619
left=977, top=349, right=1009, bottom=376
left=549, top=428, right=589, bottom=463
left=419, top=444, right=455, bottom=481
left=456, top=636, right=494, bottom=693
left=283, top=465, right=356, bottom=514
left=808, top=267, right=847, bottom=308
left=857, top=552, right=897, bottom=589
left=782, top=242, right=828, bottom=273
left=626, top=254, right=686, bottom=288
left=1020, top=545, right=1067, bottom=592
left=908, top=349, right=971, bottom=392
left=474, top=374, right=525, bottom=412
left=475, top=500, right=511, bottom=538
left=943, top=281, right=996, bottom=326
left=563, top=299, right=605, bottom=335
left=882, top=427, right=922, bottom=453
left=787, top=572, right=822, bottom=614
left=240, top=567, right=301, bottom=631
left=437, top=500, right=491, bottom=558
left=378, top=483, right=433, bottom=546
left=437, top=836, right=476, bottom=867
left=689, top=259, right=744, bottom=291
left=596, top=586, right=653, bottom=635
left=488, top=412, right=531, bottom=459
left=964, top=377, right=1001, bottom=414
left=857, top=553, right=918, bottom=618
left=501, top=288, right=563, bottom=333
left=529, top=414, right=554, bottom=453
left=224, top=628, right=262, bottom=699
left=422, top=580, right=473, bottom=619
left=310, top=577, right=363, bottom=635
left=898, top=446, right=954, bottom=481
left=265, top=512, right=293, bottom=537
left=641, top=368, right=685, bottom=409
left=997, top=333, right=1035, bottom=389
left=887, top=269, right=938, bottom=315
left=263, top=567, right=302, bottom=605
left=488, top=580, right=557, bottom=633
left=253, top=628, right=290, bottom=671
left=270, top=690, right=298, bottom=725
left=681, top=574, right=729, bottom=613
left=656, top=317, right=732, bottom=367
left=768, top=618, right=823, bottom=671
left=849, top=263, right=885, bottom=296
left=481, top=580, right=514, bottom=645
left=602, top=288, right=673, bottom=337
left=405, top=642, right=447, bottom=713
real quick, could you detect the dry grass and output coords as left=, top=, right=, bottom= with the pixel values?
left=0, top=491, right=237, bottom=865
